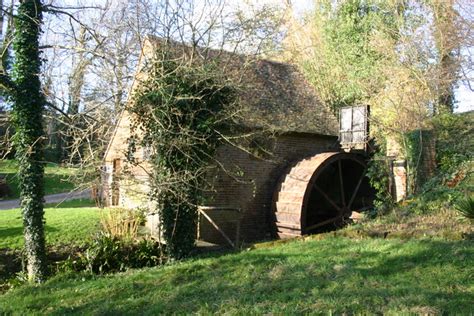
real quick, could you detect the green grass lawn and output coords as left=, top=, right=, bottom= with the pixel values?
left=0, top=235, right=472, bottom=314
left=0, top=160, right=77, bottom=200
left=0, top=199, right=102, bottom=249
left=0, top=193, right=472, bottom=314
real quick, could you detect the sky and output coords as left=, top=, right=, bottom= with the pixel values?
left=23, top=0, right=474, bottom=113
left=456, top=83, right=473, bottom=113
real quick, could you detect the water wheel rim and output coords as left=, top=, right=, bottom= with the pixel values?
left=301, top=152, right=366, bottom=233
left=273, top=152, right=368, bottom=237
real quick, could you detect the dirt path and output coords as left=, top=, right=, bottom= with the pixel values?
left=0, top=189, right=91, bottom=210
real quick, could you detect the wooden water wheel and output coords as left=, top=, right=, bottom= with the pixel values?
left=273, top=152, right=373, bottom=238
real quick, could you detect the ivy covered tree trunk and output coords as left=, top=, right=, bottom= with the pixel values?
left=11, top=0, right=47, bottom=282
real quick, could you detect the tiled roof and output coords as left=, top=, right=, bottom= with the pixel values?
left=142, top=36, right=338, bottom=136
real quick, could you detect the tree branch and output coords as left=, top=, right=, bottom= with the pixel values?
left=44, top=100, right=70, bottom=119
left=0, top=72, right=16, bottom=94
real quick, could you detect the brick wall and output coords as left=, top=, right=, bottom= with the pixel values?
left=416, top=130, right=436, bottom=190
left=104, top=120, right=339, bottom=245
left=386, top=131, right=436, bottom=200
left=200, top=133, right=338, bottom=244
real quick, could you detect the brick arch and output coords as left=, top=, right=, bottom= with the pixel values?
left=272, top=152, right=367, bottom=238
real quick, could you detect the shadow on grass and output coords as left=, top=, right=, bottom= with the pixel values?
left=0, top=226, right=23, bottom=239
left=0, top=225, right=61, bottom=282
left=10, top=238, right=472, bottom=314
left=0, top=225, right=59, bottom=240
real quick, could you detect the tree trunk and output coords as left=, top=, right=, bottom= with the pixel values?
left=11, top=0, right=47, bottom=283
left=63, top=26, right=90, bottom=163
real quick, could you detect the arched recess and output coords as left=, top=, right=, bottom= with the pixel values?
left=273, top=152, right=373, bottom=238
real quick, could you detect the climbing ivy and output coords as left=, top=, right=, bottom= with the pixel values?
left=366, top=143, right=393, bottom=215
left=8, top=0, right=47, bottom=282
left=128, top=52, right=235, bottom=259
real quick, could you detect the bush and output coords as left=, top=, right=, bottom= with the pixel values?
left=432, top=112, right=473, bottom=175
left=455, top=196, right=474, bottom=220
left=395, top=160, right=472, bottom=215
left=61, top=232, right=165, bottom=274
left=100, top=208, right=145, bottom=240
left=391, top=112, right=473, bottom=216
left=367, top=150, right=394, bottom=216
left=128, top=54, right=236, bottom=260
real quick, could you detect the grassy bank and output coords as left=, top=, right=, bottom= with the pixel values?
left=0, top=160, right=77, bottom=200
left=0, top=235, right=472, bottom=314
left=336, top=208, right=473, bottom=241
left=0, top=179, right=472, bottom=314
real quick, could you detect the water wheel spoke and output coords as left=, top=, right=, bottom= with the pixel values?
left=314, top=184, right=343, bottom=213
left=338, top=160, right=346, bottom=207
left=305, top=215, right=343, bottom=232
left=348, top=167, right=368, bottom=209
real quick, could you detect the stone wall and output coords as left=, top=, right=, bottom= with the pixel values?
left=103, top=110, right=152, bottom=209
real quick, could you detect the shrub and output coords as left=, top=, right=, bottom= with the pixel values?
left=432, top=112, right=473, bottom=175
left=390, top=113, right=473, bottom=216
left=128, top=53, right=237, bottom=260
left=455, top=196, right=474, bottom=220
left=61, top=232, right=165, bottom=274
left=100, top=208, right=144, bottom=240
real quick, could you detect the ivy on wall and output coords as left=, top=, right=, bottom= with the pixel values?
left=128, top=52, right=235, bottom=259
left=403, top=130, right=435, bottom=194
